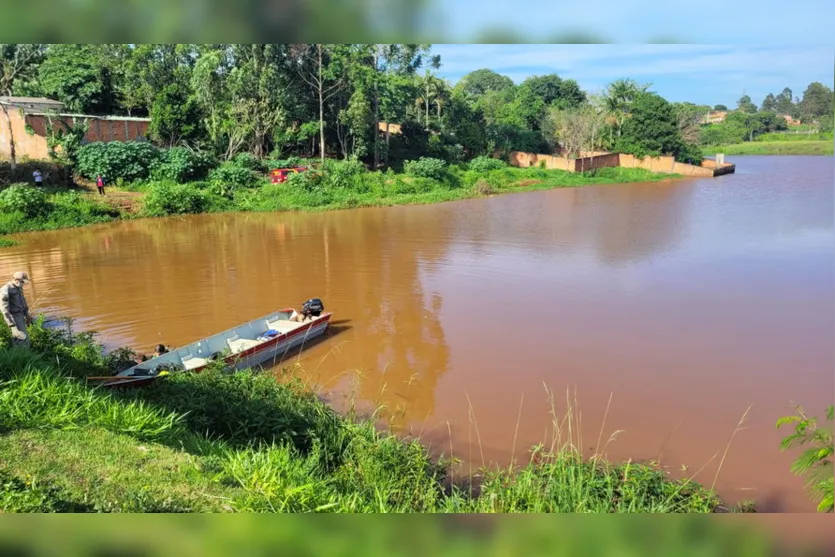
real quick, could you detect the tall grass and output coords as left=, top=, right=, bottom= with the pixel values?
left=0, top=318, right=732, bottom=513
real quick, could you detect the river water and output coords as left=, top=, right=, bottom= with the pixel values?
left=2, top=155, right=832, bottom=512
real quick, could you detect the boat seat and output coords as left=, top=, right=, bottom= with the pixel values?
left=182, top=355, right=208, bottom=370
left=227, top=337, right=261, bottom=354
left=266, top=319, right=302, bottom=334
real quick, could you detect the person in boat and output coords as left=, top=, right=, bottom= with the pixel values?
left=1, top=271, right=33, bottom=348
left=290, top=298, right=324, bottom=322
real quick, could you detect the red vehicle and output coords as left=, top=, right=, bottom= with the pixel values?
left=270, top=166, right=308, bottom=184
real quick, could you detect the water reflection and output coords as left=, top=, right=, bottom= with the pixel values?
left=1, top=156, right=832, bottom=510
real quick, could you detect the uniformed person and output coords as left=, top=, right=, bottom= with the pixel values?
left=1, top=271, right=33, bottom=348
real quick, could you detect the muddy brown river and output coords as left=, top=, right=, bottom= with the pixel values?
left=2, top=155, right=832, bottom=512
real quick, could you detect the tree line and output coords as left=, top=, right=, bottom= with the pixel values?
left=4, top=44, right=830, bottom=172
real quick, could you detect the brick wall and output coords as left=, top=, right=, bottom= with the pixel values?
left=508, top=150, right=735, bottom=178
left=1, top=110, right=150, bottom=161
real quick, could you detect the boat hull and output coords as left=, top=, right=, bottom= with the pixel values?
left=102, top=310, right=331, bottom=388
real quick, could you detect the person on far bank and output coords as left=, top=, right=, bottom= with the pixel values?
left=96, top=174, right=106, bottom=196
left=1, top=271, right=33, bottom=348
left=33, top=170, right=43, bottom=186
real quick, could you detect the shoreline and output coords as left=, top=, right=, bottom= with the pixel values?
left=1, top=167, right=682, bottom=247
left=703, top=140, right=833, bottom=156
left=0, top=317, right=741, bottom=514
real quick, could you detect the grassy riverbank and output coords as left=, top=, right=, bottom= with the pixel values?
left=703, top=140, right=833, bottom=156
left=0, top=317, right=726, bottom=513
left=0, top=164, right=675, bottom=246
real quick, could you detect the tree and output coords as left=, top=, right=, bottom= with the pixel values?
left=775, top=87, right=796, bottom=116
left=736, top=93, right=757, bottom=114
left=543, top=101, right=607, bottom=166
left=1, top=44, right=46, bottom=96
left=714, top=104, right=728, bottom=111
left=1, top=44, right=46, bottom=171
left=149, top=82, right=202, bottom=147
left=292, top=44, right=348, bottom=163
left=519, top=74, right=586, bottom=109
left=615, top=91, right=694, bottom=162
left=36, top=44, right=117, bottom=114
left=799, top=82, right=834, bottom=123
left=456, top=68, right=514, bottom=97
left=603, top=78, right=651, bottom=137
left=672, top=102, right=710, bottom=145
left=761, top=93, right=777, bottom=113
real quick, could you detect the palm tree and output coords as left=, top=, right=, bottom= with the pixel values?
left=603, top=78, right=651, bottom=137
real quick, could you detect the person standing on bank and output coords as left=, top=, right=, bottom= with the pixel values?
left=96, top=174, right=106, bottom=196
left=1, top=272, right=33, bottom=348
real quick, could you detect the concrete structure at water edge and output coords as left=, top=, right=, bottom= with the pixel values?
left=508, top=150, right=735, bottom=178
left=0, top=96, right=151, bottom=162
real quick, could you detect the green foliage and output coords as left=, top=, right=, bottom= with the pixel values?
left=321, top=158, right=366, bottom=189
left=468, top=156, right=507, bottom=172
left=149, top=82, right=203, bottom=147
left=403, top=157, right=448, bottom=181
left=455, top=68, right=516, bottom=97
left=36, top=44, right=116, bottom=114
left=208, top=162, right=259, bottom=193
left=142, top=181, right=208, bottom=216
left=76, top=141, right=161, bottom=182
left=230, top=152, right=266, bottom=172
left=798, top=82, right=834, bottom=122
left=818, top=114, right=833, bottom=134
left=776, top=405, right=834, bottom=512
left=150, top=147, right=216, bottom=183
left=614, top=92, right=695, bottom=162
left=757, top=132, right=833, bottom=142
left=0, top=184, right=49, bottom=218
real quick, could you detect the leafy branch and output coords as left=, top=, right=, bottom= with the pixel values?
left=776, top=404, right=834, bottom=512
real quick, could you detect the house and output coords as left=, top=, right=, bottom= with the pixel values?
left=701, top=110, right=728, bottom=125
left=377, top=121, right=402, bottom=135
left=779, top=114, right=802, bottom=127
left=1, top=96, right=151, bottom=161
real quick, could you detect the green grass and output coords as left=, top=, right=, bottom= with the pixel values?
left=757, top=132, right=833, bottom=142
left=1, top=166, right=674, bottom=247
left=0, top=186, right=121, bottom=245
left=0, top=317, right=729, bottom=514
left=703, top=140, right=833, bottom=156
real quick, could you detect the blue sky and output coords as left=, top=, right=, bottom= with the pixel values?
left=430, top=45, right=834, bottom=107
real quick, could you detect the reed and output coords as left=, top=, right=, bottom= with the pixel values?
left=1, top=318, right=737, bottom=513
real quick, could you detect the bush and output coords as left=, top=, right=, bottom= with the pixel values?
left=403, top=157, right=448, bottom=181
left=0, top=184, right=50, bottom=218
left=142, top=181, right=208, bottom=216
left=151, top=147, right=217, bottom=183
left=230, top=152, right=266, bottom=172
left=468, top=156, right=507, bottom=172
left=321, top=158, right=366, bottom=189
left=209, top=162, right=259, bottom=190
left=76, top=141, right=161, bottom=182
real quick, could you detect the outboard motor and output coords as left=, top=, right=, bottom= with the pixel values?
left=301, top=298, right=324, bottom=317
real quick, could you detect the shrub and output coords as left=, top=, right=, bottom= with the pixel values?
left=230, top=152, right=265, bottom=172
left=468, top=156, right=507, bottom=172
left=266, top=157, right=305, bottom=170
left=142, top=181, right=207, bottom=216
left=321, top=158, right=366, bottom=189
left=777, top=405, right=834, bottom=513
left=76, top=141, right=161, bottom=182
left=403, top=157, right=448, bottom=181
left=151, top=147, right=217, bottom=183
left=209, top=162, right=259, bottom=190
left=0, top=184, right=50, bottom=218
